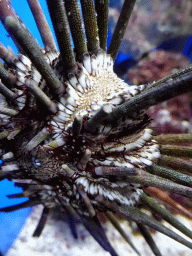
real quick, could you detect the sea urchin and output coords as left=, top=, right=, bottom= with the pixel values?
left=0, top=1, right=192, bottom=255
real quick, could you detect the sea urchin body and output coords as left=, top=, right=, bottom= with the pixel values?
left=0, top=1, right=192, bottom=255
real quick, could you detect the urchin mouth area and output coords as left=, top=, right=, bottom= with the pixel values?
left=50, top=51, right=146, bottom=133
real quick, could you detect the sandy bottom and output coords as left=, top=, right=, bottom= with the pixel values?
left=7, top=205, right=192, bottom=256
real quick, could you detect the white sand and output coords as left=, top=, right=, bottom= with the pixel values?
left=7, top=205, right=192, bottom=256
